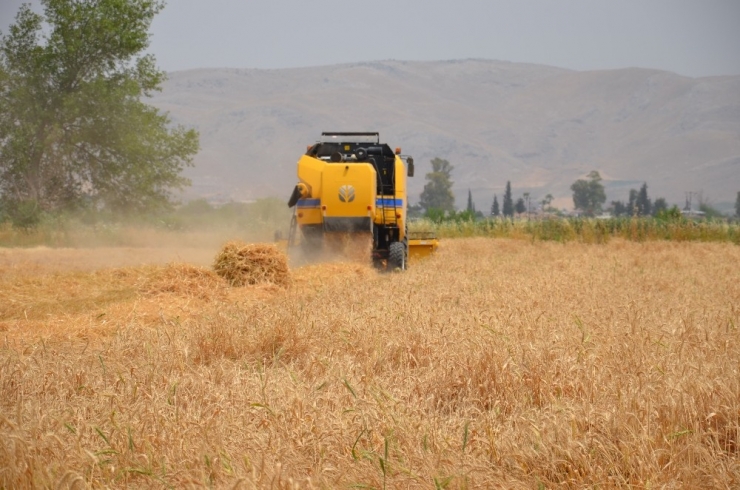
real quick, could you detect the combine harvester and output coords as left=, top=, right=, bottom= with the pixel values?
left=286, top=132, right=437, bottom=269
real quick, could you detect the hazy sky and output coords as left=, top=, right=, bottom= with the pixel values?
left=2, top=0, right=739, bottom=77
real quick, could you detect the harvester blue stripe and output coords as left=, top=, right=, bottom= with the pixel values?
left=297, top=198, right=320, bottom=208
left=376, top=198, right=403, bottom=207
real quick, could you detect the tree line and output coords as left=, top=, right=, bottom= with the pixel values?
left=416, top=159, right=740, bottom=220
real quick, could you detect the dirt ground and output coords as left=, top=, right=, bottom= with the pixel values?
left=0, top=246, right=217, bottom=274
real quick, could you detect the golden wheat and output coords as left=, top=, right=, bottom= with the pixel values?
left=1, top=238, right=738, bottom=488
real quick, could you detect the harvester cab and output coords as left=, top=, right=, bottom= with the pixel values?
left=287, top=132, right=428, bottom=269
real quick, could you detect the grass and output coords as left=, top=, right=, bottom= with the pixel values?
left=410, top=216, right=740, bottom=244
left=1, top=238, right=739, bottom=488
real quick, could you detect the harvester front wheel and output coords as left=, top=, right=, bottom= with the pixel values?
left=389, top=241, right=406, bottom=270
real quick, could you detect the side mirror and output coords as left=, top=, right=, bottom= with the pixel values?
left=287, top=185, right=301, bottom=207
left=406, top=157, right=414, bottom=177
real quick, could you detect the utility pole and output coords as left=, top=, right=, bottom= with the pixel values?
left=684, top=191, right=697, bottom=214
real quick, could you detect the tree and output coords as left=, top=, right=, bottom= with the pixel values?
left=611, top=200, right=627, bottom=216
left=627, top=189, right=638, bottom=215
left=735, top=192, right=740, bottom=218
left=0, top=0, right=199, bottom=214
left=466, top=189, right=475, bottom=213
left=407, top=202, right=423, bottom=219
left=541, top=193, right=553, bottom=212
left=652, top=197, right=668, bottom=216
left=656, top=205, right=682, bottom=221
left=502, top=181, right=514, bottom=218
left=636, top=183, right=652, bottom=216
left=523, top=192, right=531, bottom=219
left=419, top=157, right=455, bottom=213
left=699, top=202, right=724, bottom=219
left=570, top=171, right=606, bottom=216
left=514, top=197, right=526, bottom=214
left=490, top=194, right=499, bottom=217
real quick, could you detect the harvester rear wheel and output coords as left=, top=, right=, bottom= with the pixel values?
left=389, top=241, right=406, bottom=270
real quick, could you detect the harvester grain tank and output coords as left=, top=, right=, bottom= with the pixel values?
left=287, top=132, right=437, bottom=268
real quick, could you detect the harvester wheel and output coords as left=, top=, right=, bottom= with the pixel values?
left=389, top=241, right=406, bottom=270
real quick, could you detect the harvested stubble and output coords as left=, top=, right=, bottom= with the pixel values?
left=140, top=262, right=226, bottom=300
left=213, top=241, right=290, bottom=286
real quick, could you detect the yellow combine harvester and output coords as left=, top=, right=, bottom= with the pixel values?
left=286, top=132, right=437, bottom=269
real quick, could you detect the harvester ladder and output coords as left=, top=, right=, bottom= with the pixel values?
left=392, top=183, right=399, bottom=227
left=381, top=163, right=399, bottom=232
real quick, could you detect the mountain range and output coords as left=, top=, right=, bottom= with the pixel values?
left=150, top=59, right=740, bottom=212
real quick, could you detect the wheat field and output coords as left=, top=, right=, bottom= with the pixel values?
left=1, top=238, right=739, bottom=488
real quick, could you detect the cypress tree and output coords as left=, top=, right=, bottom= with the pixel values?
left=636, top=183, right=652, bottom=216
left=491, top=194, right=500, bottom=217
left=466, top=189, right=475, bottom=213
left=502, top=181, right=514, bottom=217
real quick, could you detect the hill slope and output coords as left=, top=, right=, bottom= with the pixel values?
left=151, top=59, right=740, bottom=211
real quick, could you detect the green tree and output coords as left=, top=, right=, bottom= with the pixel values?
left=502, top=181, right=514, bottom=218
left=655, top=205, right=682, bottom=221
left=541, top=193, right=553, bottom=212
left=735, top=192, right=740, bottom=218
left=0, top=0, right=199, bottom=215
left=611, top=200, right=627, bottom=216
left=628, top=189, right=639, bottom=215
left=514, top=197, right=526, bottom=214
left=570, top=171, right=606, bottom=216
left=699, top=202, right=724, bottom=219
left=407, top=202, right=423, bottom=219
left=456, top=209, right=476, bottom=222
left=490, top=194, right=499, bottom=217
left=636, top=183, right=652, bottom=216
left=466, top=189, right=475, bottom=213
left=419, top=157, right=455, bottom=213
left=652, top=197, right=668, bottom=216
